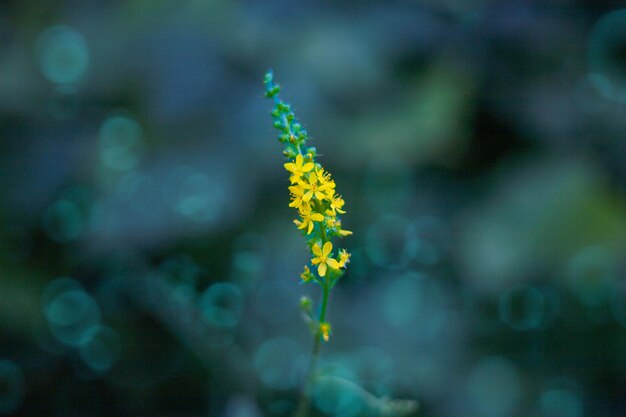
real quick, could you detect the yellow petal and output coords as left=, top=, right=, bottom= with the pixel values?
left=301, top=162, right=314, bottom=172
left=312, top=243, right=322, bottom=256
left=319, top=322, right=331, bottom=341
left=318, top=263, right=327, bottom=277
left=322, top=241, right=333, bottom=256
left=284, top=162, right=296, bottom=172
left=311, top=258, right=321, bottom=265
left=295, top=154, right=303, bottom=167
left=310, top=213, right=324, bottom=222
left=307, top=221, right=314, bottom=234
left=288, top=185, right=303, bottom=194
left=326, top=258, right=340, bottom=270
left=339, top=229, right=353, bottom=236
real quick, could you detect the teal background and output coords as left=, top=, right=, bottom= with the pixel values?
left=1, top=1, right=625, bottom=416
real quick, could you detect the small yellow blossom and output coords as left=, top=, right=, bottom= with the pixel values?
left=329, top=193, right=346, bottom=214
left=294, top=206, right=324, bottom=234
left=288, top=184, right=306, bottom=209
left=301, top=172, right=333, bottom=202
left=335, top=220, right=353, bottom=236
left=319, top=322, right=331, bottom=342
left=325, top=213, right=337, bottom=229
left=284, top=154, right=314, bottom=183
left=316, top=167, right=334, bottom=186
left=300, top=266, right=313, bottom=282
left=311, top=241, right=340, bottom=277
left=338, top=249, right=351, bottom=268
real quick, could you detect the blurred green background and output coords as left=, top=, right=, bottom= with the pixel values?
left=1, top=1, right=626, bottom=416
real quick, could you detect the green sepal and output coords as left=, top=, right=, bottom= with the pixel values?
left=265, top=85, right=280, bottom=98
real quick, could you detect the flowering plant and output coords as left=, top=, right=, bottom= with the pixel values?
left=264, top=71, right=419, bottom=417
left=264, top=70, right=352, bottom=344
left=264, top=70, right=353, bottom=415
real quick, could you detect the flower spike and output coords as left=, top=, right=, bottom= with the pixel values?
left=265, top=70, right=351, bottom=342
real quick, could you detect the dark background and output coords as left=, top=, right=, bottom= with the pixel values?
left=1, top=1, right=625, bottom=416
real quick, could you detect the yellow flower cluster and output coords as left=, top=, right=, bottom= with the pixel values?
left=285, top=154, right=351, bottom=278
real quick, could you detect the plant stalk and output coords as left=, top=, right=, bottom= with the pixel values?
left=294, top=282, right=330, bottom=417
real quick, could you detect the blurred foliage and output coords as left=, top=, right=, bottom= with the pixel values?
left=1, top=1, right=626, bottom=417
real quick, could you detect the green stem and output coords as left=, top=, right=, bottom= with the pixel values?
left=294, top=282, right=330, bottom=417
left=319, top=281, right=330, bottom=323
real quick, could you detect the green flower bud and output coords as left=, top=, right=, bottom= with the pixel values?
left=283, top=147, right=297, bottom=158
left=299, top=296, right=313, bottom=313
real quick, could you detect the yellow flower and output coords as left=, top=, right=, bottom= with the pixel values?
left=301, top=171, right=333, bottom=202
left=329, top=193, right=346, bottom=214
left=288, top=184, right=306, bottom=209
left=311, top=241, right=340, bottom=277
left=319, top=322, right=331, bottom=342
left=300, top=265, right=313, bottom=282
left=284, top=154, right=314, bottom=184
left=336, top=220, right=353, bottom=236
left=316, top=167, right=334, bottom=186
left=294, top=206, right=324, bottom=234
left=325, top=212, right=337, bottom=229
left=338, top=249, right=351, bottom=268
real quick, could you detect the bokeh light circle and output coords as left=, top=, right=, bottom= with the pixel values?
left=199, top=282, right=243, bottom=328
left=540, top=388, right=583, bottom=417
left=36, top=25, right=89, bottom=84
left=79, top=326, right=121, bottom=373
left=43, top=278, right=84, bottom=306
left=588, top=9, right=626, bottom=102
left=99, top=115, right=143, bottom=171
left=176, top=173, right=223, bottom=222
left=43, top=287, right=101, bottom=346
left=0, top=360, right=24, bottom=415
left=162, top=166, right=225, bottom=223
left=254, top=337, right=304, bottom=390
